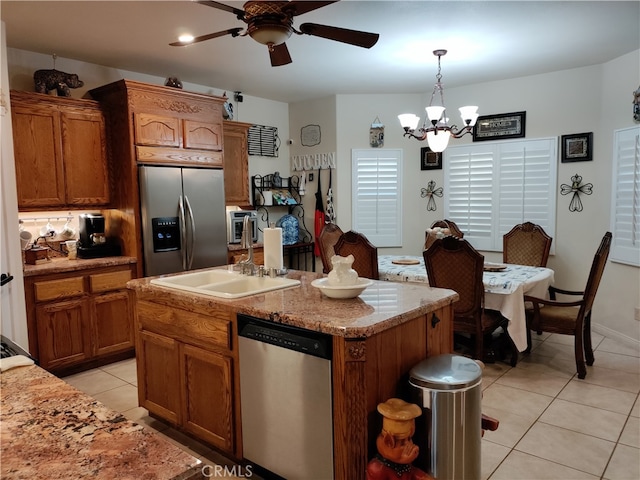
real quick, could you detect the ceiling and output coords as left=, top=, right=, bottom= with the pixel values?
left=2, top=1, right=639, bottom=103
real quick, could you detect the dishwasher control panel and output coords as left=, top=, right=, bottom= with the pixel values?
left=238, top=315, right=332, bottom=360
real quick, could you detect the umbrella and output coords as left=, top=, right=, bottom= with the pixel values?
left=314, top=168, right=325, bottom=256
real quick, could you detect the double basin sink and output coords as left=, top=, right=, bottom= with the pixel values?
left=150, top=268, right=301, bottom=299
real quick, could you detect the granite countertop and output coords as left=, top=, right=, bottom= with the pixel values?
left=1, top=364, right=203, bottom=480
left=127, top=268, right=458, bottom=338
left=23, top=256, right=137, bottom=277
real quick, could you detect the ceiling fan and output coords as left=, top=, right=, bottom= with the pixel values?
left=170, top=1, right=380, bottom=66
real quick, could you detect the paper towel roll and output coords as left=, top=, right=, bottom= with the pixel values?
left=264, top=226, right=283, bottom=270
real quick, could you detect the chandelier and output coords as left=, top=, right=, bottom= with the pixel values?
left=398, top=49, right=479, bottom=152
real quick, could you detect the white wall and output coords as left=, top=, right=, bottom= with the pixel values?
left=288, top=96, right=337, bottom=265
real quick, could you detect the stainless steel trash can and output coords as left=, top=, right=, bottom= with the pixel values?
left=409, top=354, right=483, bottom=480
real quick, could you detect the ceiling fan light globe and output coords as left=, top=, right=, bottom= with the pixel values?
left=178, top=34, right=194, bottom=44
left=398, top=114, right=420, bottom=131
left=248, top=25, right=292, bottom=46
left=426, top=130, right=451, bottom=152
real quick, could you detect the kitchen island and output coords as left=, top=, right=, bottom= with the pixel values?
left=0, top=363, right=204, bottom=479
left=127, top=268, right=458, bottom=479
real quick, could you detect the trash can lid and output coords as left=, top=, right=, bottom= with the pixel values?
left=409, top=354, right=482, bottom=390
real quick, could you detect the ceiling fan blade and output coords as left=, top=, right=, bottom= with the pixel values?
left=299, top=23, right=379, bottom=48
left=285, top=1, right=339, bottom=16
left=270, top=43, right=292, bottom=67
left=170, top=27, right=243, bottom=46
left=195, top=1, right=246, bottom=19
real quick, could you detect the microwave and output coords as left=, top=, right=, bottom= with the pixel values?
left=228, top=211, right=258, bottom=244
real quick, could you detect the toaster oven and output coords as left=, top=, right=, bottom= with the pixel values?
left=228, top=211, right=258, bottom=244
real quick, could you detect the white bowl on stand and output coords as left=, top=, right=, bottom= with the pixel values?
left=311, top=278, right=373, bottom=299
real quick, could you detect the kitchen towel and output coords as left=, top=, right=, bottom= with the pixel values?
left=264, top=226, right=283, bottom=270
left=0, top=355, right=35, bottom=372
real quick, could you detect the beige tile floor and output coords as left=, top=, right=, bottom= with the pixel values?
left=63, top=332, right=640, bottom=480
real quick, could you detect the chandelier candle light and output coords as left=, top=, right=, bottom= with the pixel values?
left=398, top=49, right=479, bottom=152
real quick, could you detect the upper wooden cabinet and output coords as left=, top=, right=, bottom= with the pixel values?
left=223, top=121, right=252, bottom=207
left=10, top=91, right=110, bottom=210
left=91, top=80, right=225, bottom=168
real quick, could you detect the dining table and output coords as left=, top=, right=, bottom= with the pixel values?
left=377, top=255, right=555, bottom=352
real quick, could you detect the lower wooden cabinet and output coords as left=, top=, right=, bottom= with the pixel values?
left=24, top=263, right=136, bottom=373
left=135, top=299, right=237, bottom=456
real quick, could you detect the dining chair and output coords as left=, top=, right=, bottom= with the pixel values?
left=423, top=236, right=512, bottom=362
left=333, top=230, right=379, bottom=280
left=431, top=219, right=464, bottom=238
left=318, top=223, right=344, bottom=274
left=502, top=222, right=553, bottom=267
left=524, top=232, right=612, bottom=379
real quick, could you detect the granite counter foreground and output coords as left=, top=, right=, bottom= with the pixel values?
left=1, top=365, right=203, bottom=480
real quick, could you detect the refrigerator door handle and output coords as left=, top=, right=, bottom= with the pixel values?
left=178, top=194, right=187, bottom=271
left=185, top=195, right=196, bottom=270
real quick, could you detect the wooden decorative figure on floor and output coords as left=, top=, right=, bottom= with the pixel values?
left=561, top=173, right=593, bottom=212
left=366, top=398, right=434, bottom=480
left=420, top=181, right=443, bottom=211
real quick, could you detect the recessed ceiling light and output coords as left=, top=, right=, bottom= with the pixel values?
left=178, top=34, right=194, bottom=44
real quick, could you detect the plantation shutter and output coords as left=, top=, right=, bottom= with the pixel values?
left=445, top=137, right=557, bottom=252
left=352, top=149, right=402, bottom=247
left=445, top=144, right=495, bottom=250
left=610, top=126, right=640, bottom=266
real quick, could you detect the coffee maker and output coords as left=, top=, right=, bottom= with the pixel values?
left=77, top=213, right=121, bottom=259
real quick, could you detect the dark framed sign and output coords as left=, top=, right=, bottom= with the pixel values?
left=561, top=132, right=593, bottom=163
left=420, top=147, right=442, bottom=170
left=473, top=111, right=526, bottom=141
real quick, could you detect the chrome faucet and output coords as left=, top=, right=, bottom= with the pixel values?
left=237, top=214, right=255, bottom=275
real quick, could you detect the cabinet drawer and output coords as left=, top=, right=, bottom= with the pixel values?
left=34, top=277, right=85, bottom=302
left=138, top=301, right=231, bottom=351
left=136, top=146, right=223, bottom=167
left=90, top=269, right=132, bottom=293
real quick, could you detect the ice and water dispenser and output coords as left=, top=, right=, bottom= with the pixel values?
left=151, top=217, right=181, bottom=252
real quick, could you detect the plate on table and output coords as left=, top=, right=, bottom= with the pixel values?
left=311, top=278, right=373, bottom=299
left=484, top=262, right=507, bottom=272
left=391, top=259, right=420, bottom=265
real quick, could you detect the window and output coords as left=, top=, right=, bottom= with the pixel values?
left=352, top=149, right=402, bottom=247
left=444, top=138, right=557, bottom=252
left=610, top=126, right=640, bottom=266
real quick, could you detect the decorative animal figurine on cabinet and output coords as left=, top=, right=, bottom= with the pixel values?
left=33, top=69, right=84, bottom=96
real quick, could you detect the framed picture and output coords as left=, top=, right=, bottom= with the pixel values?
left=420, top=147, right=442, bottom=170
left=561, top=132, right=593, bottom=163
left=473, top=111, right=526, bottom=141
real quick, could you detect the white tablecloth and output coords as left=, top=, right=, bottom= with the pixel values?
left=377, top=255, right=555, bottom=351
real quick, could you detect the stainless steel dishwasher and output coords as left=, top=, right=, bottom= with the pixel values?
left=238, top=314, right=334, bottom=480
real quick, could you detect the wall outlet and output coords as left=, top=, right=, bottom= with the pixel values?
left=635, top=307, right=640, bottom=322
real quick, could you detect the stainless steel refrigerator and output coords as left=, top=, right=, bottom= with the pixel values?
left=139, top=165, right=227, bottom=276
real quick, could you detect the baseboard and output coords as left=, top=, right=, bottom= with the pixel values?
left=592, top=322, right=640, bottom=349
